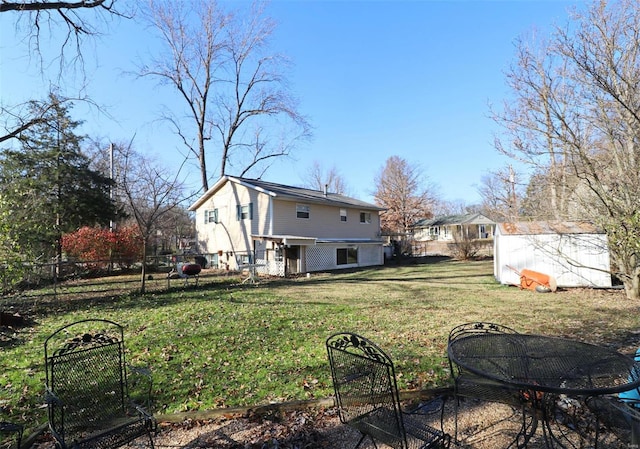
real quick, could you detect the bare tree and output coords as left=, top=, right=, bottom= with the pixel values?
left=373, top=156, right=436, bottom=235
left=494, top=0, right=640, bottom=299
left=477, top=165, right=523, bottom=222
left=139, top=0, right=310, bottom=192
left=1, top=0, right=127, bottom=142
left=1, top=0, right=113, bottom=13
left=430, top=197, right=487, bottom=218
left=303, top=160, right=350, bottom=195
left=492, top=33, right=576, bottom=221
left=115, top=141, right=189, bottom=293
left=1, top=0, right=127, bottom=72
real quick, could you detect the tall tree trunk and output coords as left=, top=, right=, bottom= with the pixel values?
left=626, top=273, right=640, bottom=301
left=140, top=239, right=148, bottom=294
left=623, top=262, right=640, bottom=301
left=199, top=136, right=208, bottom=191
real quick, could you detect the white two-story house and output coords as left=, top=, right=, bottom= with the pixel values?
left=188, top=176, right=385, bottom=276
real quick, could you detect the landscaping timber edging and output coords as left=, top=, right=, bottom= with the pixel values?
left=156, top=386, right=454, bottom=423
left=18, top=387, right=454, bottom=448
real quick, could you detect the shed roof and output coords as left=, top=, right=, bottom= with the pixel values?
left=189, top=176, right=385, bottom=211
left=497, top=221, right=604, bottom=235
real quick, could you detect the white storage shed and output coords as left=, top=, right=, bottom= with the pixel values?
left=494, top=221, right=612, bottom=288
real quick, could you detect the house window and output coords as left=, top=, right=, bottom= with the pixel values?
left=337, top=247, right=358, bottom=265
left=236, top=203, right=253, bottom=221
left=340, top=209, right=347, bottom=222
left=360, top=212, right=371, bottom=224
left=296, top=204, right=310, bottom=219
left=204, top=209, right=218, bottom=224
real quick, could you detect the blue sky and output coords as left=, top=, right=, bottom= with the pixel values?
left=0, top=0, right=582, bottom=206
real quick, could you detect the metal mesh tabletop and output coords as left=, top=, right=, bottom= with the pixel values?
left=448, top=333, right=640, bottom=395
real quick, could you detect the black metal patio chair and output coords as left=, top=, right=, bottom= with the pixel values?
left=44, top=319, right=157, bottom=449
left=586, top=355, right=640, bottom=446
left=587, top=395, right=640, bottom=446
left=448, top=322, right=536, bottom=444
left=0, top=421, right=23, bottom=449
left=326, top=332, right=451, bottom=449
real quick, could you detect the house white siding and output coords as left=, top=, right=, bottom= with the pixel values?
left=194, top=181, right=270, bottom=269
left=271, top=200, right=380, bottom=239
left=190, top=176, right=384, bottom=275
left=494, top=222, right=612, bottom=288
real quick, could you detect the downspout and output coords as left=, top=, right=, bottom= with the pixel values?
left=268, top=196, right=273, bottom=235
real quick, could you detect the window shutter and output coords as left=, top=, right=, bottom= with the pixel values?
left=249, top=202, right=253, bottom=220
left=213, top=208, right=218, bottom=223
left=236, top=205, right=241, bottom=221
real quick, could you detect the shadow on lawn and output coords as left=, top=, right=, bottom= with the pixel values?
left=0, top=255, right=464, bottom=319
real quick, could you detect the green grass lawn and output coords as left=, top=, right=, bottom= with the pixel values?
left=2, top=258, right=639, bottom=436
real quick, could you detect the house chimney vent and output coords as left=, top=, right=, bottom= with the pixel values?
left=324, top=184, right=328, bottom=197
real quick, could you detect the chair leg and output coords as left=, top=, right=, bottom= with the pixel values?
left=440, top=395, right=449, bottom=445
left=452, top=395, right=461, bottom=443
left=354, top=433, right=367, bottom=448
left=354, top=432, right=378, bottom=449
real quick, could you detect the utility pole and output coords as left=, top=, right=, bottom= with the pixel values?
left=508, top=165, right=517, bottom=222
left=108, top=143, right=115, bottom=274
left=109, top=143, right=114, bottom=232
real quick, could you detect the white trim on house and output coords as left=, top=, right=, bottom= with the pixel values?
left=253, top=234, right=317, bottom=246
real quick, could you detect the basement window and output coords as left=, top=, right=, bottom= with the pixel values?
left=337, top=248, right=358, bottom=265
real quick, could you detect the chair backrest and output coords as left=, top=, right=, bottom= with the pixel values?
left=448, top=322, right=518, bottom=377
left=326, top=332, right=407, bottom=449
left=44, top=319, right=128, bottom=446
left=619, top=349, right=640, bottom=406
left=449, top=322, right=518, bottom=342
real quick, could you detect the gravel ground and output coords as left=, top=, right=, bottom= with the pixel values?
left=28, top=397, right=624, bottom=448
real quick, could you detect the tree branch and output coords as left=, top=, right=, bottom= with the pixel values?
left=0, top=117, right=47, bottom=143
left=0, top=1, right=111, bottom=13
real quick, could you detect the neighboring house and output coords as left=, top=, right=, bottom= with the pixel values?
left=494, top=221, right=612, bottom=288
left=412, top=213, right=495, bottom=242
left=188, top=176, right=385, bottom=276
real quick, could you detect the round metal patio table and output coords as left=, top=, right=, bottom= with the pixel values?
left=448, top=333, right=640, bottom=447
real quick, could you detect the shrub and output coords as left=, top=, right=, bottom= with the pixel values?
left=62, top=226, right=143, bottom=269
left=450, top=231, right=481, bottom=260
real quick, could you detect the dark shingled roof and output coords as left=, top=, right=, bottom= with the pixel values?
left=412, top=213, right=494, bottom=228
left=189, top=175, right=384, bottom=211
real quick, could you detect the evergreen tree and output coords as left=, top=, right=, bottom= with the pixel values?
left=0, top=93, right=118, bottom=261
